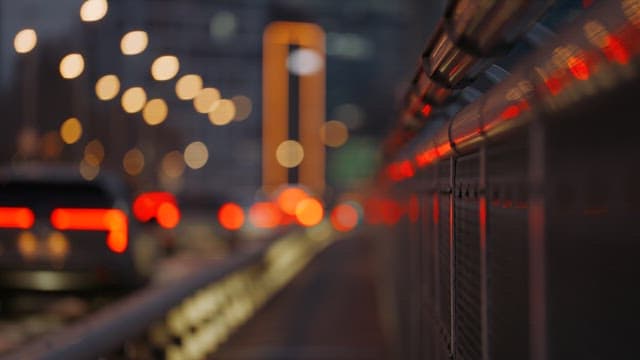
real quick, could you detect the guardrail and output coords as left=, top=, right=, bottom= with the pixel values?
left=3, top=222, right=337, bottom=359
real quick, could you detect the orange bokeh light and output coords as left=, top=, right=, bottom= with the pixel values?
left=330, top=203, right=359, bottom=232
left=50, top=208, right=128, bottom=253
left=218, top=203, right=245, bottom=230
left=0, top=207, right=35, bottom=229
left=276, top=187, right=308, bottom=215
left=295, top=198, right=324, bottom=227
left=249, top=202, right=282, bottom=229
left=157, top=202, right=180, bottom=229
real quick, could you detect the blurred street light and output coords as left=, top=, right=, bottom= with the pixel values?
left=123, top=148, right=145, bottom=176
left=175, top=74, right=203, bottom=100
left=184, top=141, right=209, bottom=169
left=13, top=29, right=37, bottom=54
left=231, top=95, right=252, bottom=121
left=59, top=53, right=85, bottom=79
left=60, top=118, right=83, bottom=144
left=193, top=88, right=221, bottom=113
left=120, top=30, right=149, bottom=55
left=276, top=140, right=304, bottom=168
left=80, top=0, right=108, bottom=22
left=208, top=99, right=236, bottom=126
left=320, top=120, right=349, bottom=148
left=151, top=55, right=180, bottom=81
left=121, top=87, right=147, bottom=113
left=143, top=98, right=169, bottom=125
left=95, top=74, right=120, bottom=100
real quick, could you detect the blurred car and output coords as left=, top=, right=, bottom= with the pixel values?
left=0, top=164, right=158, bottom=291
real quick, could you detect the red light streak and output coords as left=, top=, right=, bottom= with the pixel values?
left=0, top=207, right=35, bottom=229
left=435, top=142, right=451, bottom=157
left=416, top=148, right=438, bottom=167
left=544, top=77, right=563, bottom=95
left=50, top=208, right=128, bottom=253
left=500, top=105, right=521, bottom=120
left=387, top=160, right=415, bottom=182
left=421, top=104, right=432, bottom=117
left=567, top=55, right=590, bottom=80
left=603, top=35, right=630, bottom=64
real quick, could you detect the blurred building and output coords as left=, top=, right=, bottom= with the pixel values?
left=0, top=0, right=429, bottom=203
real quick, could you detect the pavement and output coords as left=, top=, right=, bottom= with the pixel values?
left=213, top=234, right=388, bottom=360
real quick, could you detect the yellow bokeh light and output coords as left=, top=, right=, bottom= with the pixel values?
left=14, top=29, right=37, bottom=54
left=184, top=141, right=209, bottom=170
left=84, top=139, right=105, bottom=166
left=151, top=55, right=180, bottom=81
left=193, top=88, right=221, bottom=113
left=143, top=98, right=168, bottom=126
left=161, top=150, right=185, bottom=178
left=121, top=87, right=147, bottom=113
left=175, top=74, right=203, bottom=100
left=276, top=140, right=304, bottom=168
left=59, top=53, right=85, bottom=79
left=120, top=30, right=148, bottom=55
left=123, top=148, right=145, bottom=176
left=95, top=74, right=120, bottom=100
left=320, top=120, right=349, bottom=148
left=80, top=0, right=108, bottom=22
left=47, top=231, right=70, bottom=259
left=231, top=95, right=252, bottom=121
left=79, top=160, right=100, bottom=180
left=17, top=231, right=38, bottom=260
left=60, top=118, right=83, bottom=144
left=208, top=99, right=236, bottom=126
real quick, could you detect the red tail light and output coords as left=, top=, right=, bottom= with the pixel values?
left=132, top=192, right=180, bottom=228
left=50, top=208, right=128, bottom=253
left=0, top=207, right=35, bottom=229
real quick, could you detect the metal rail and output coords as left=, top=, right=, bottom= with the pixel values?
left=385, top=0, right=554, bottom=156
left=386, top=0, right=639, bottom=179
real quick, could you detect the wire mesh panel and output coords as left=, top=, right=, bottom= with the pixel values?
left=487, top=205, right=529, bottom=359
left=454, top=153, right=482, bottom=360
left=437, top=192, right=451, bottom=356
left=486, top=137, right=530, bottom=360
left=543, top=80, right=640, bottom=359
left=418, top=193, right=436, bottom=359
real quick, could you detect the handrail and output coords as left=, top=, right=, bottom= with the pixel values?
left=386, top=0, right=554, bottom=157
left=3, top=224, right=336, bottom=359
left=386, top=0, right=640, bottom=180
